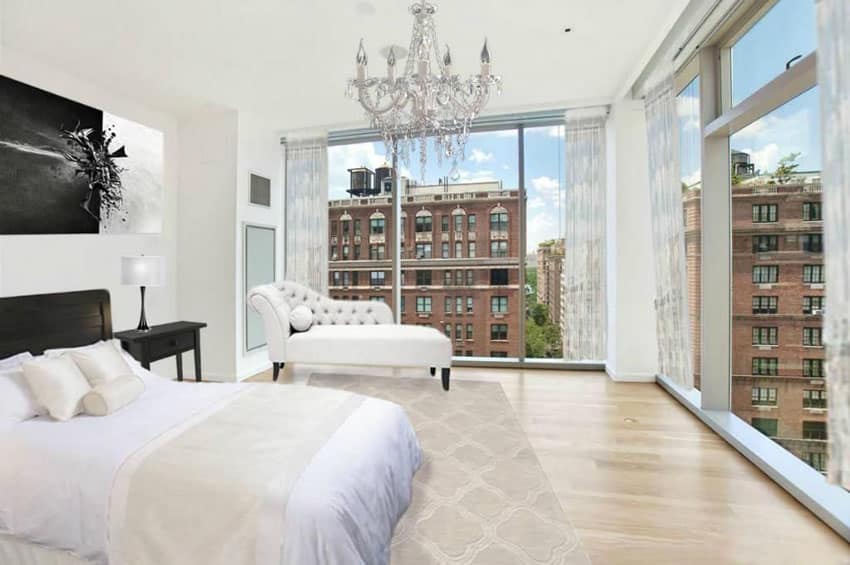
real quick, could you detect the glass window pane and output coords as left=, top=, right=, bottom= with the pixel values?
left=730, top=87, right=826, bottom=474
left=524, top=125, right=565, bottom=359
left=731, top=0, right=816, bottom=105
left=678, top=76, right=702, bottom=390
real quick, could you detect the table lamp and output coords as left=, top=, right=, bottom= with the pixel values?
left=121, top=256, right=166, bottom=331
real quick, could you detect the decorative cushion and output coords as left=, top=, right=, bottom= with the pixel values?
left=22, top=356, right=92, bottom=421
left=82, top=374, right=145, bottom=416
left=0, top=367, right=46, bottom=426
left=0, top=351, right=33, bottom=371
left=69, top=340, right=134, bottom=387
left=290, top=304, right=314, bottom=332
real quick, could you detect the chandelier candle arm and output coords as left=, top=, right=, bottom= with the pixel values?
left=346, top=1, right=502, bottom=181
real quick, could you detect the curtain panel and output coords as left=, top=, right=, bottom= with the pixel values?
left=284, top=134, right=329, bottom=294
left=562, top=113, right=607, bottom=361
left=644, top=77, right=694, bottom=389
left=817, top=0, right=850, bottom=489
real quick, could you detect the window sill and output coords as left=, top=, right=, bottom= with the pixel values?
left=657, top=374, right=850, bottom=542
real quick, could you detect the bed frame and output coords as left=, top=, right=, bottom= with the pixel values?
left=0, top=289, right=112, bottom=358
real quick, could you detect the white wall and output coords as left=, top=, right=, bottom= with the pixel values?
left=605, top=97, right=659, bottom=381
left=234, top=111, right=284, bottom=380
left=0, top=47, right=180, bottom=376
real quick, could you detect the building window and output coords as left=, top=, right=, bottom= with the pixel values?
left=802, top=264, right=824, bottom=283
left=416, top=270, right=432, bottom=286
left=443, top=271, right=452, bottom=286
left=752, top=327, right=777, bottom=346
left=415, top=243, right=432, bottom=259
left=802, top=327, right=823, bottom=347
left=400, top=296, right=405, bottom=312
left=752, top=357, right=778, bottom=376
left=415, top=296, right=432, bottom=314
left=342, top=271, right=351, bottom=286
left=341, top=219, right=350, bottom=236
left=805, top=452, right=826, bottom=472
left=468, top=214, right=477, bottom=231
left=353, top=219, right=361, bottom=235
left=370, top=217, right=385, bottom=235
left=751, top=417, right=778, bottom=437
left=802, top=421, right=827, bottom=440
left=441, top=215, right=449, bottom=232
left=342, top=245, right=350, bottom=260
left=444, top=324, right=451, bottom=338
left=802, top=202, right=822, bottom=221
left=803, top=389, right=827, bottom=409
left=369, top=296, right=386, bottom=303
left=751, top=387, right=777, bottom=406
left=801, top=234, right=823, bottom=253
left=415, top=215, right=432, bottom=233
left=466, top=297, right=473, bottom=314
left=490, top=269, right=509, bottom=285
left=491, top=296, right=508, bottom=313
left=466, top=270, right=474, bottom=286
left=369, top=244, right=386, bottom=260
left=454, top=214, right=463, bottom=232
left=332, top=271, right=341, bottom=286
left=456, top=296, right=463, bottom=314
left=455, top=323, right=462, bottom=341
left=752, top=235, right=778, bottom=253
left=490, top=351, right=508, bottom=358
left=444, top=296, right=452, bottom=313
left=331, top=221, right=338, bottom=236
left=441, top=242, right=449, bottom=258
left=802, top=296, right=824, bottom=315
left=803, top=359, right=825, bottom=378
left=352, top=271, right=359, bottom=286
left=370, top=271, right=385, bottom=286
left=490, top=240, right=508, bottom=257
left=466, top=324, right=473, bottom=340
left=752, top=204, right=778, bottom=223
left=331, top=246, right=339, bottom=260
left=752, top=296, right=778, bottom=314
left=455, top=241, right=463, bottom=258
left=752, top=265, right=778, bottom=284
left=354, top=244, right=361, bottom=259
left=468, top=241, right=476, bottom=258
left=490, top=324, right=508, bottom=341
left=490, top=210, right=509, bottom=232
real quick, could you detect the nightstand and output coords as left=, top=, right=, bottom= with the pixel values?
left=115, top=321, right=207, bottom=382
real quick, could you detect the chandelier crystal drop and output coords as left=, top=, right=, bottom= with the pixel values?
left=346, top=1, right=502, bottom=181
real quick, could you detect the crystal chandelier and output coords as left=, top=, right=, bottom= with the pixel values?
left=346, top=1, right=502, bottom=181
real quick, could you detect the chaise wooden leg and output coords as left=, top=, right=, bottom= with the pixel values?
left=430, top=366, right=436, bottom=377
left=273, top=362, right=284, bottom=382
left=441, top=368, right=450, bottom=391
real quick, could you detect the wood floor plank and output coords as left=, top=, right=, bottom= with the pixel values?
left=249, top=366, right=850, bottom=564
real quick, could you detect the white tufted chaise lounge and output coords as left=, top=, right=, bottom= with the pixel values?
left=248, top=281, right=453, bottom=390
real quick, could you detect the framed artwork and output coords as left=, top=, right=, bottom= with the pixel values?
left=0, top=74, right=164, bottom=235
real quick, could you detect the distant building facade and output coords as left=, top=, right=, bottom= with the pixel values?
left=328, top=168, right=522, bottom=358
left=536, top=239, right=564, bottom=327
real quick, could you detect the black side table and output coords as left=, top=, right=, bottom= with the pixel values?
left=115, top=322, right=206, bottom=382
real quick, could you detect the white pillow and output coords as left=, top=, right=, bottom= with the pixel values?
left=83, top=374, right=145, bottom=416
left=0, top=368, right=46, bottom=426
left=22, top=356, right=92, bottom=421
left=0, top=352, right=33, bottom=371
left=70, top=341, right=134, bottom=387
left=290, top=305, right=314, bottom=332
left=44, top=339, right=122, bottom=358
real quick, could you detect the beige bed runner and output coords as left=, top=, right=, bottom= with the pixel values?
left=108, top=385, right=363, bottom=565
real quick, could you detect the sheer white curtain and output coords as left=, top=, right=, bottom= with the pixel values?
left=817, top=0, right=850, bottom=489
left=644, top=77, right=693, bottom=389
left=284, top=134, right=328, bottom=293
left=562, top=112, right=607, bottom=361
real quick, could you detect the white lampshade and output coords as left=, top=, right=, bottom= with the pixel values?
left=121, top=256, right=166, bottom=287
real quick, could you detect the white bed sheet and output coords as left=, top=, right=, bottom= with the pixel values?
left=0, top=362, right=421, bottom=565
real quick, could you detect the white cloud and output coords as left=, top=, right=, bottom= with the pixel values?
left=468, top=148, right=493, bottom=164
left=457, top=168, right=499, bottom=183
left=732, top=105, right=815, bottom=173
left=526, top=211, right=559, bottom=254
left=682, top=168, right=701, bottom=188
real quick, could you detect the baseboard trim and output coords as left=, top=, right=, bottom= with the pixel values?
left=605, top=366, right=656, bottom=382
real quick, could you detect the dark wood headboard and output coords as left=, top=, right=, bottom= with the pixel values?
left=0, top=290, right=112, bottom=358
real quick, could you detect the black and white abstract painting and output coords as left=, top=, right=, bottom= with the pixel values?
left=0, top=75, right=163, bottom=235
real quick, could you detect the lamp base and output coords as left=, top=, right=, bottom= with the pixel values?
left=137, top=286, right=150, bottom=332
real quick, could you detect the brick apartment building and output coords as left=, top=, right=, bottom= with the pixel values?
left=536, top=239, right=564, bottom=328
left=327, top=167, right=522, bottom=358
left=683, top=168, right=826, bottom=473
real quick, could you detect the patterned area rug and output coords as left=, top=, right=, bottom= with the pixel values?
left=308, top=374, right=592, bottom=565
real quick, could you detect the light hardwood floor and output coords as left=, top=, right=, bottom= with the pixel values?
left=250, top=366, right=850, bottom=564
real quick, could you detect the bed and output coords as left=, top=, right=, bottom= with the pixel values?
left=0, top=290, right=422, bottom=565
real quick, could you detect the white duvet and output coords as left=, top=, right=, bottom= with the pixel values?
left=0, top=363, right=421, bottom=565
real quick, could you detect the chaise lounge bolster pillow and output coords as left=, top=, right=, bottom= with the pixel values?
left=82, top=374, right=145, bottom=416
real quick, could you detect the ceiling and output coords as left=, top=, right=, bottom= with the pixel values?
left=1, top=0, right=689, bottom=132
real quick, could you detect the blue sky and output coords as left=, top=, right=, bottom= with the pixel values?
left=679, top=0, right=820, bottom=185
left=328, top=126, right=565, bottom=254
